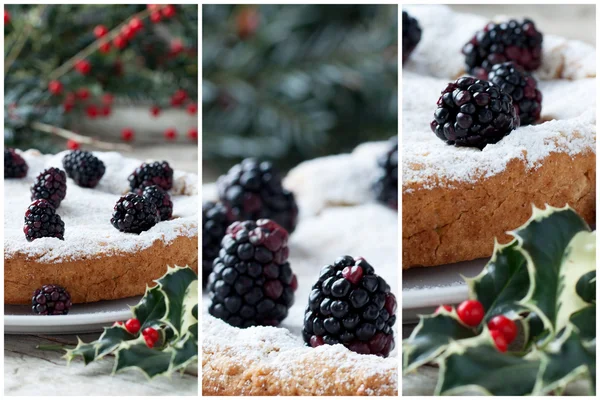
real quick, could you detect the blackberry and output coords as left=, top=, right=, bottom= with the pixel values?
left=62, top=150, right=106, bottom=188
left=32, top=284, right=72, bottom=315
left=30, top=167, right=67, bottom=208
left=488, top=62, right=542, bottom=126
left=302, top=256, right=396, bottom=357
left=110, top=193, right=160, bottom=234
left=24, top=199, right=65, bottom=242
left=463, top=19, right=543, bottom=78
left=373, top=137, right=398, bottom=209
left=217, top=159, right=298, bottom=233
left=202, top=201, right=230, bottom=285
left=430, top=76, right=520, bottom=149
left=4, top=148, right=28, bottom=178
left=207, top=219, right=298, bottom=328
left=128, top=161, right=173, bottom=192
left=402, top=11, right=422, bottom=63
left=138, top=185, right=173, bottom=221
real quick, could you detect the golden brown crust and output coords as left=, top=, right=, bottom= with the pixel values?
left=5, top=235, right=198, bottom=304
left=402, top=151, right=595, bottom=268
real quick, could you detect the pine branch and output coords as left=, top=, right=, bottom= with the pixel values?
left=4, top=5, right=48, bottom=76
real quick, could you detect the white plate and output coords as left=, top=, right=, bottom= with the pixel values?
left=4, top=296, right=141, bottom=334
left=402, top=259, right=487, bottom=323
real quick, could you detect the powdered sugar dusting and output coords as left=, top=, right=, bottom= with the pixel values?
left=402, top=6, right=596, bottom=190
left=4, top=149, right=198, bottom=263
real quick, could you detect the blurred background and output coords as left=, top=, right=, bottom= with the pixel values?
left=202, top=4, right=398, bottom=181
left=4, top=4, right=198, bottom=172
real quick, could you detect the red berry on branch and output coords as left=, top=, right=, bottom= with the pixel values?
left=101, top=106, right=111, bottom=117
left=142, top=327, right=160, bottom=344
left=237, top=8, right=260, bottom=40
left=164, top=128, right=177, bottom=140
left=75, top=59, right=91, bottom=75
left=187, top=127, right=198, bottom=140
left=86, top=105, right=99, bottom=118
left=121, top=128, right=134, bottom=142
left=94, top=24, right=108, bottom=38
left=457, top=300, right=485, bottom=327
left=435, top=304, right=452, bottom=313
left=186, top=103, right=197, bottom=115
left=129, top=17, right=143, bottom=32
left=67, top=139, right=80, bottom=150
left=150, top=106, right=160, bottom=117
left=170, top=39, right=184, bottom=55
left=490, top=329, right=508, bottom=352
left=102, top=93, right=114, bottom=105
left=99, top=42, right=111, bottom=54
left=63, top=102, right=74, bottom=113
left=161, top=5, right=176, bottom=18
left=170, top=89, right=187, bottom=106
left=4, top=10, right=10, bottom=25
left=124, top=318, right=141, bottom=334
left=121, top=25, right=135, bottom=40
left=487, top=315, right=518, bottom=344
left=113, top=35, right=127, bottom=49
left=75, top=88, right=90, bottom=100
left=48, top=80, right=63, bottom=95
left=150, top=11, right=162, bottom=23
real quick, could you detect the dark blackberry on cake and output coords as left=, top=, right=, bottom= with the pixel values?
left=62, top=150, right=106, bottom=188
left=402, top=11, right=422, bottom=63
left=202, top=201, right=230, bottom=285
left=217, top=159, right=298, bottom=233
left=430, top=76, right=520, bottom=149
left=488, top=62, right=542, bottom=126
left=207, top=219, right=298, bottom=328
left=110, top=193, right=160, bottom=234
left=32, top=284, right=72, bottom=315
left=128, top=161, right=173, bottom=191
left=373, top=136, right=398, bottom=209
left=138, top=185, right=173, bottom=221
left=4, top=148, right=28, bottom=178
left=302, top=256, right=396, bottom=357
left=463, top=19, right=543, bottom=78
left=30, top=167, right=67, bottom=208
left=24, top=199, right=65, bottom=242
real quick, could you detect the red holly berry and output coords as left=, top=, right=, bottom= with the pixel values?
left=124, top=318, right=141, bottom=334
left=170, top=89, right=187, bottom=106
left=164, top=128, right=177, bottom=140
left=150, top=11, right=162, bottom=23
left=487, top=315, right=518, bottom=344
left=4, top=10, right=10, bottom=25
left=490, top=329, right=508, bottom=353
left=186, top=103, right=197, bottom=115
left=75, top=87, right=90, bottom=100
left=142, top=327, right=160, bottom=344
left=237, top=8, right=260, bottom=40
left=75, top=59, right=92, bottom=75
left=170, top=39, right=184, bottom=55
left=435, top=304, right=453, bottom=313
left=121, top=25, right=135, bottom=41
left=101, top=106, right=111, bottom=117
left=121, top=128, right=134, bottom=142
left=187, top=127, right=198, bottom=140
left=161, top=5, right=176, bottom=18
left=48, top=80, right=63, bottom=95
left=67, top=139, right=80, bottom=150
left=150, top=106, right=160, bottom=117
left=129, top=17, right=143, bottom=32
left=63, top=101, right=74, bottom=113
left=86, top=105, right=98, bottom=118
left=94, top=24, right=108, bottom=38
left=144, top=335, right=155, bottom=348
left=113, top=35, right=127, bottom=49
left=456, top=300, right=485, bottom=327
left=99, top=42, right=111, bottom=54
left=102, top=93, right=114, bottom=105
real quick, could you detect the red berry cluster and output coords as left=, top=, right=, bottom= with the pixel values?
left=435, top=300, right=518, bottom=353
left=115, top=318, right=161, bottom=349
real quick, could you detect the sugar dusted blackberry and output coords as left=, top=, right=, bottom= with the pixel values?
left=430, top=76, right=520, bottom=149
left=302, top=256, right=396, bottom=357
left=488, top=62, right=542, bottom=126
left=138, top=185, right=173, bottom=221
left=110, top=193, right=160, bottom=234
left=24, top=199, right=65, bottom=242
left=202, top=201, right=229, bottom=285
left=373, top=136, right=398, bottom=209
left=62, top=150, right=106, bottom=188
left=402, top=11, right=422, bottom=63
left=32, top=284, right=72, bottom=315
left=30, top=167, right=67, bottom=208
left=128, top=161, right=173, bottom=191
left=207, top=219, right=297, bottom=328
left=463, top=19, right=543, bottom=78
left=217, top=159, right=298, bottom=233
left=5, top=148, right=28, bottom=178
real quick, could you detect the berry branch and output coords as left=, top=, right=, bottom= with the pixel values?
left=30, top=121, right=132, bottom=151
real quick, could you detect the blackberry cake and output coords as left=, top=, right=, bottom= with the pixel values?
left=4, top=149, right=198, bottom=304
left=202, top=142, right=398, bottom=395
left=403, top=5, right=595, bottom=268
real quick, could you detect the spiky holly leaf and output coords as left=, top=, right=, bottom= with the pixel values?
left=132, top=285, right=167, bottom=330
left=66, top=325, right=135, bottom=364
left=403, top=312, right=474, bottom=372
left=570, top=305, right=596, bottom=343
left=114, top=340, right=175, bottom=379
left=155, top=265, right=198, bottom=336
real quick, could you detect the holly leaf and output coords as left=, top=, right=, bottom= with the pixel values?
left=65, top=326, right=134, bottom=364
left=114, top=340, right=175, bottom=379
left=403, top=312, right=474, bottom=372
left=132, top=285, right=167, bottom=329
left=170, top=331, right=199, bottom=372
left=466, top=240, right=529, bottom=322
left=576, top=270, right=596, bottom=304
left=569, top=304, right=596, bottom=343
left=156, top=265, right=198, bottom=337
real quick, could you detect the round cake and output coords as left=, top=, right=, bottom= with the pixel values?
left=4, top=149, right=198, bottom=304
left=402, top=5, right=596, bottom=269
left=201, top=142, right=398, bottom=395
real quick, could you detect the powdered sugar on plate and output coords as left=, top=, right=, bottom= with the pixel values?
left=402, top=5, right=596, bottom=190
left=4, top=149, right=198, bottom=263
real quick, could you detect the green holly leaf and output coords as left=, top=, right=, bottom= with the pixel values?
left=114, top=340, right=175, bottom=379
left=156, top=265, right=198, bottom=337
left=569, top=304, right=596, bottom=343
left=170, top=331, right=199, bottom=372
left=65, top=326, right=134, bottom=364
left=576, top=271, right=596, bottom=304
left=466, top=240, right=529, bottom=322
left=403, top=312, right=474, bottom=372
left=132, top=285, right=167, bottom=329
